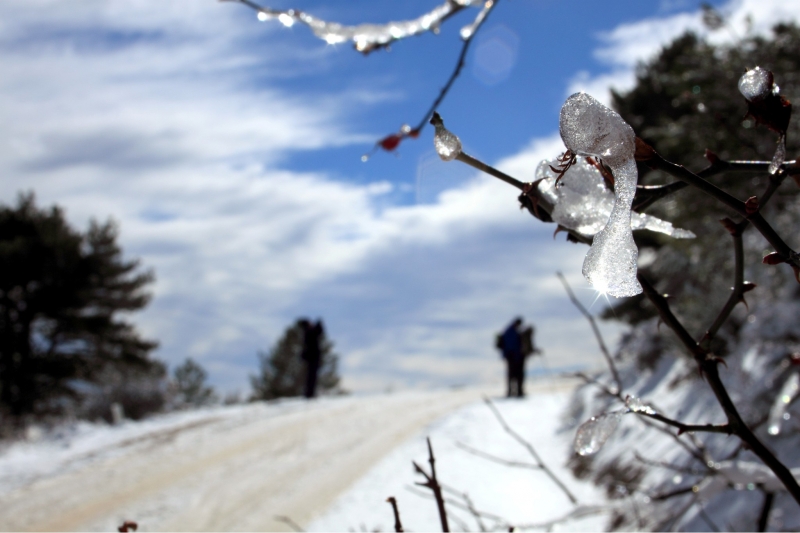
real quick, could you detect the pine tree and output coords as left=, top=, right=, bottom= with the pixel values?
left=0, top=193, right=160, bottom=418
left=250, top=320, right=341, bottom=400
left=173, top=358, right=216, bottom=407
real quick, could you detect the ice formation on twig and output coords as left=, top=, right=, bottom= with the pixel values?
left=695, top=461, right=800, bottom=499
left=573, top=411, right=623, bottom=456
left=767, top=372, right=800, bottom=435
left=536, top=158, right=696, bottom=239
left=225, top=0, right=486, bottom=54
left=433, top=116, right=463, bottom=161
left=738, top=67, right=789, bottom=174
left=624, top=395, right=656, bottom=415
left=559, top=92, right=643, bottom=297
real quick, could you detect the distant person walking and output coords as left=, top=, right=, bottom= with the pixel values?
left=299, top=318, right=325, bottom=398
left=497, top=317, right=536, bottom=397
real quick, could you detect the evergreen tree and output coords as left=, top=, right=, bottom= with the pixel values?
left=173, top=358, right=216, bottom=407
left=0, top=193, right=160, bottom=418
left=606, top=23, right=800, bottom=332
left=250, top=320, right=341, bottom=400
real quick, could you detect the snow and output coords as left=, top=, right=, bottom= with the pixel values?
left=559, top=92, right=642, bottom=298
left=309, top=382, right=608, bottom=532
left=0, top=379, right=611, bottom=532
left=535, top=156, right=695, bottom=239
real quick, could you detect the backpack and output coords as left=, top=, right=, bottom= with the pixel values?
left=495, top=333, right=504, bottom=351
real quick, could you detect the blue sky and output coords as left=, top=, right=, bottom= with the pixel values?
left=2, top=0, right=799, bottom=393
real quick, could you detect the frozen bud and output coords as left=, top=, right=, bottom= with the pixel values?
left=559, top=93, right=642, bottom=297
left=574, top=412, right=622, bottom=456
left=431, top=112, right=462, bottom=162
left=738, top=67, right=774, bottom=103
left=625, top=395, right=656, bottom=415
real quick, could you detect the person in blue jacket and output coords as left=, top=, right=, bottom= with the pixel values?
left=500, top=317, right=525, bottom=397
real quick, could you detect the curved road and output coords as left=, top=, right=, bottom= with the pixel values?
left=0, top=387, right=493, bottom=531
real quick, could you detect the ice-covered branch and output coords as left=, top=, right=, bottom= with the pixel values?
left=223, top=0, right=485, bottom=53
left=634, top=410, right=732, bottom=435
left=638, top=273, right=800, bottom=504
left=454, top=441, right=541, bottom=470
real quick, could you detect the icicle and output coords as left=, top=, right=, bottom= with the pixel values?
left=573, top=411, right=623, bottom=456
left=625, top=395, right=656, bottom=415
left=767, top=372, right=799, bottom=435
left=769, top=134, right=786, bottom=175
left=433, top=121, right=462, bottom=161
left=536, top=158, right=695, bottom=239
left=738, top=67, right=773, bottom=103
left=559, top=92, right=643, bottom=297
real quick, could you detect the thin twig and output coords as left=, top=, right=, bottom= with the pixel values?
left=634, top=410, right=732, bottom=435
left=274, top=515, right=304, bottom=532
left=412, top=437, right=450, bottom=532
left=455, top=440, right=541, bottom=470
left=482, top=396, right=579, bottom=504
left=386, top=497, right=404, bottom=533
left=758, top=490, right=774, bottom=532
left=557, top=272, right=622, bottom=393
left=633, top=451, right=708, bottom=476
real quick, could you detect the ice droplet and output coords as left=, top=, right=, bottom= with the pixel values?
left=738, top=67, right=773, bottom=103
left=625, top=395, right=656, bottom=415
left=573, top=411, right=622, bottom=456
left=433, top=121, right=462, bottom=161
left=535, top=158, right=695, bottom=239
left=767, top=372, right=799, bottom=436
left=559, top=92, right=643, bottom=297
left=769, top=134, right=786, bottom=175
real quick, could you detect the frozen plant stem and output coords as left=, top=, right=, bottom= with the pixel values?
left=638, top=273, right=800, bottom=504
left=386, top=497, right=404, bottom=533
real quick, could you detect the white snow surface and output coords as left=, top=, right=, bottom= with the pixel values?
left=0, top=379, right=610, bottom=532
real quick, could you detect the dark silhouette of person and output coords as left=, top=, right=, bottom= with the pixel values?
left=499, top=317, right=535, bottom=398
left=298, top=318, right=324, bottom=398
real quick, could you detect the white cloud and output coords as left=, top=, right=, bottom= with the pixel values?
left=12, top=0, right=769, bottom=393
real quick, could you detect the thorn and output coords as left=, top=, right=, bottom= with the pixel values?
left=794, top=266, right=800, bottom=284
left=719, top=217, right=739, bottom=235
left=762, top=252, right=786, bottom=265
left=707, top=354, right=728, bottom=368
left=677, top=428, right=685, bottom=436
left=744, top=196, right=759, bottom=215
left=553, top=225, right=567, bottom=240
left=634, top=137, right=656, bottom=161
left=740, top=296, right=749, bottom=311
left=704, top=149, right=720, bottom=164
left=657, top=318, right=663, bottom=332
left=742, top=281, right=757, bottom=293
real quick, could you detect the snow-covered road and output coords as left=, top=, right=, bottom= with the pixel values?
left=0, top=387, right=496, bottom=531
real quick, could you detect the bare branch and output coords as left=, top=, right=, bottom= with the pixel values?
left=412, top=437, right=450, bottom=532
left=482, top=396, right=579, bottom=504
left=454, top=440, right=542, bottom=470
left=386, top=497, right=404, bottom=533
left=634, top=410, right=732, bottom=435
left=557, top=272, right=622, bottom=394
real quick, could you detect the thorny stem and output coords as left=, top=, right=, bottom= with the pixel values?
left=702, top=223, right=745, bottom=345
left=482, top=396, right=579, bottom=504
left=638, top=273, right=800, bottom=504
left=632, top=158, right=799, bottom=212
left=642, top=151, right=800, bottom=273
left=634, top=411, right=732, bottom=435
left=413, top=437, right=450, bottom=532
left=557, top=272, right=622, bottom=394
left=386, top=497, right=404, bottom=533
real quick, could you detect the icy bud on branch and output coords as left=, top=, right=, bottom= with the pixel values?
left=431, top=112, right=462, bottom=161
left=536, top=158, right=695, bottom=239
left=559, top=92, right=642, bottom=297
left=574, top=411, right=622, bottom=456
left=738, top=67, right=792, bottom=174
